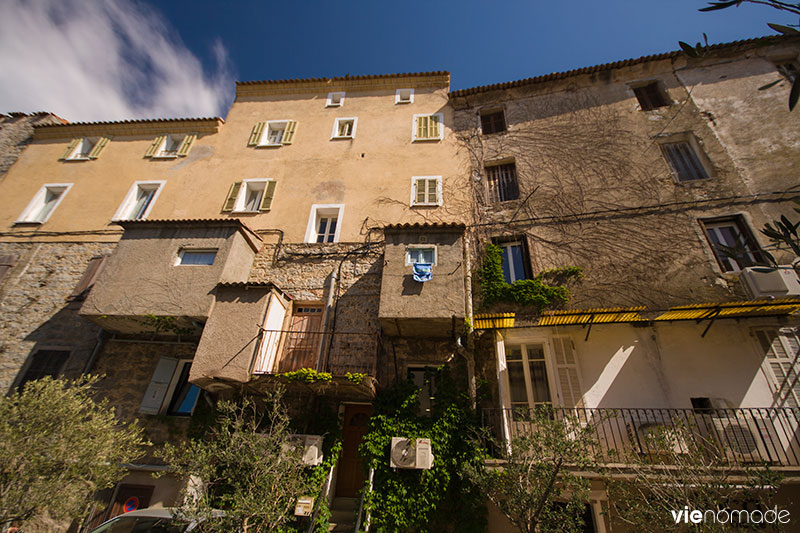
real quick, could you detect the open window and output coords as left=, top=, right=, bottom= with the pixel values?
left=480, top=108, right=506, bottom=134
left=144, top=134, right=196, bottom=158
left=700, top=215, right=765, bottom=272
left=631, top=81, right=670, bottom=111
left=395, top=88, right=414, bottom=104
left=485, top=161, right=519, bottom=202
left=59, top=137, right=110, bottom=161
left=326, top=92, right=345, bottom=107
left=16, top=183, right=72, bottom=224
left=493, top=237, right=531, bottom=283
left=139, top=358, right=200, bottom=416
left=331, top=117, right=358, bottom=139
left=175, top=249, right=217, bottom=266
left=221, top=179, right=276, bottom=213
left=248, top=121, right=297, bottom=147
left=113, top=181, right=165, bottom=221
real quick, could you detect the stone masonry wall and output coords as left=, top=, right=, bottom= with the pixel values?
left=0, top=112, right=63, bottom=179
left=0, top=241, right=115, bottom=391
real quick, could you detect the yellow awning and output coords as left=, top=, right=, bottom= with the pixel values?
left=654, top=299, right=800, bottom=321
left=536, top=306, right=646, bottom=326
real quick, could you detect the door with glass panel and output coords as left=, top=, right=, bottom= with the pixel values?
left=505, top=343, right=553, bottom=436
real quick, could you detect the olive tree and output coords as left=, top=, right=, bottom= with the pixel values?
left=0, top=376, right=147, bottom=530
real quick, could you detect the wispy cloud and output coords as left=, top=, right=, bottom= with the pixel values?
left=0, top=0, right=233, bottom=122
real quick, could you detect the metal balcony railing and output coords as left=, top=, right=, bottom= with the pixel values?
left=481, top=407, right=800, bottom=467
left=253, top=329, right=379, bottom=377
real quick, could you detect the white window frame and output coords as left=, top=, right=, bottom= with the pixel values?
left=113, top=180, right=165, bottom=221
left=151, top=134, right=186, bottom=159
left=326, top=92, right=346, bottom=107
left=498, top=240, right=527, bottom=282
left=16, top=183, right=73, bottom=224
left=65, top=137, right=98, bottom=160
left=412, top=113, right=444, bottom=142
left=174, top=249, right=218, bottom=266
left=395, top=88, right=414, bottom=104
left=255, top=120, right=289, bottom=147
left=304, top=204, right=344, bottom=244
left=405, top=245, right=437, bottom=266
left=410, top=176, right=442, bottom=207
left=331, top=117, right=358, bottom=139
left=231, top=179, right=272, bottom=213
left=700, top=216, right=763, bottom=273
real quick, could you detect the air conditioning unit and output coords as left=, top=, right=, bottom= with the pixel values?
left=711, top=417, right=778, bottom=463
left=390, top=437, right=434, bottom=469
left=286, top=434, right=324, bottom=466
left=635, top=423, right=689, bottom=456
left=739, top=266, right=800, bottom=299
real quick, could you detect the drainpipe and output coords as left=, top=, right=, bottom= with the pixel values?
left=458, top=230, right=477, bottom=409
left=82, top=328, right=108, bottom=375
left=316, top=269, right=338, bottom=372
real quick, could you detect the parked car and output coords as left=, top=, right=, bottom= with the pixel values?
left=88, top=508, right=192, bottom=533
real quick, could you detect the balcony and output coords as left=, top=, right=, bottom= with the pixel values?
left=482, top=407, right=800, bottom=468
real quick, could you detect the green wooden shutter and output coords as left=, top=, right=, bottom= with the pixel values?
left=259, top=181, right=276, bottom=211
left=176, top=133, right=197, bottom=157
left=282, top=121, right=297, bottom=145
left=222, top=181, right=242, bottom=212
left=59, top=138, right=80, bottom=160
left=87, top=137, right=110, bottom=159
left=248, top=122, right=267, bottom=146
left=145, top=135, right=166, bottom=157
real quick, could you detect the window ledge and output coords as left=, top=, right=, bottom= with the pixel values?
left=412, top=138, right=441, bottom=143
left=256, top=143, right=282, bottom=148
left=331, top=135, right=354, bottom=140
left=151, top=154, right=178, bottom=160
left=411, top=203, right=441, bottom=208
left=64, top=157, right=90, bottom=162
left=13, top=220, right=43, bottom=226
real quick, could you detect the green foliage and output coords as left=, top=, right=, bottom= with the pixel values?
left=761, top=199, right=800, bottom=260
left=137, top=314, right=196, bottom=337
left=280, top=368, right=332, bottom=383
left=345, top=372, right=367, bottom=385
left=466, top=407, right=599, bottom=533
left=479, top=244, right=583, bottom=311
left=359, top=367, right=487, bottom=532
left=0, top=376, right=148, bottom=528
left=159, top=389, right=311, bottom=532
left=607, top=421, right=784, bottom=532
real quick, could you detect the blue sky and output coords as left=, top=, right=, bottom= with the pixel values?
left=0, top=0, right=796, bottom=121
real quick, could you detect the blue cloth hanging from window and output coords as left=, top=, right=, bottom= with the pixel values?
left=413, top=263, right=433, bottom=282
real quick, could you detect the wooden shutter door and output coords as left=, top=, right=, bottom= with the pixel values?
left=139, top=357, right=178, bottom=414
left=279, top=306, right=323, bottom=372
left=552, top=337, right=583, bottom=408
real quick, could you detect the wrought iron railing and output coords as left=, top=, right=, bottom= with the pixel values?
left=252, top=329, right=379, bottom=377
left=481, top=407, right=800, bottom=467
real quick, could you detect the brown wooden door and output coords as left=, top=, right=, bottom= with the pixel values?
left=279, top=306, right=323, bottom=371
left=109, top=484, right=154, bottom=518
left=335, top=404, right=372, bottom=497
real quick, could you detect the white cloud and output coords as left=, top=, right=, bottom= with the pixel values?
left=0, top=0, right=233, bottom=122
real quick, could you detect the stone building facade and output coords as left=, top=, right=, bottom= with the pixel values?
left=0, top=36, right=798, bottom=532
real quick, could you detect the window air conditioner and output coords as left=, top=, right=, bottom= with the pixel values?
left=739, top=266, right=800, bottom=299
left=711, top=417, right=779, bottom=464
left=286, top=434, right=324, bottom=466
left=390, top=437, right=434, bottom=469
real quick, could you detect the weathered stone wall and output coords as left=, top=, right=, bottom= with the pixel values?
left=0, top=241, right=115, bottom=392
left=91, top=339, right=196, bottom=460
left=0, top=112, right=63, bottom=179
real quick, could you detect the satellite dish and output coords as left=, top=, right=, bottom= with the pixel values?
left=391, top=438, right=416, bottom=468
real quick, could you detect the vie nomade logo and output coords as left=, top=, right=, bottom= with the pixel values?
left=671, top=506, right=790, bottom=526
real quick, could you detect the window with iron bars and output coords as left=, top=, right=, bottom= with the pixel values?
left=485, top=162, right=520, bottom=203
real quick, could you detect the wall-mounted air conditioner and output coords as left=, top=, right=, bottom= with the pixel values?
left=286, top=434, right=324, bottom=466
left=739, top=266, right=800, bottom=299
left=390, top=437, right=434, bottom=469
left=711, top=417, right=778, bottom=463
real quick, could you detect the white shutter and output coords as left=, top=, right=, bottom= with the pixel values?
left=253, top=292, right=288, bottom=373
left=757, top=328, right=800, bottom=407
left=139, top=357, right=178, bottom=414
left=552, top=337, right=583, bottom=408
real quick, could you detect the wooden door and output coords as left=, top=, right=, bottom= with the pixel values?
left=279, top=305, right=323, bottom=371
left=109, top=484, right=154, bottom=518
left=335, top=404, right=372, bottom=497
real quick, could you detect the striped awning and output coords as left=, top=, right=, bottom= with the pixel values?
left=654, top=298, right=800, bottom=321
left=536, top=306, right=646, bottom=326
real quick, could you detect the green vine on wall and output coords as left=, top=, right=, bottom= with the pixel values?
left=136, top=314, right=196, bottom=337
left=358, top=367, right=487, bottom=532
left=479, top=244, right=583, bottom=311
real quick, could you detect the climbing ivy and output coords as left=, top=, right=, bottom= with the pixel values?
left=279, top=368, right=333, bottom=383
left=137, top=314, right=196, bottom=337
left=479, top=244, right=583, bottom=311
left=359, top=366, right=487, bottom=533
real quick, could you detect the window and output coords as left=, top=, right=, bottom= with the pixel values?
left=305, top=204, right=344, bottom=243
left=395, top=88, right=414, bottom=104
left=408, top=366, right=436, bottom=415
left=326, top=92, right=345, bottom=107
left=632, top=81, right=670, bottom=110
left=16, top=183, right=72, bottom=224
left=17, top=349, right=70, bottom=388
left=113, top=181, right=164, bottom=221
left=485, top=162, right=519, bottom=202
left=754, top=327, right=800, bottom=408
left=140, top=358, right=200, bottom=416
left=68, top=255, right=107, bottom=301
left=411, top=176, right=442, bottom=206
left=495, top=239, right=530, bottom=283
left=176, top=249, right=217, bottom=266
left=660, top=140, right=710, bottom=182
left=506, top=344, right=552, bottom=413
left=480, top=109, right=506, bottom=134
left=412, top=113, right=443, bottom=141
left=331, top=117, right=358, bottom=139
left=248, top=121, right=297, bottom=147
left=701, top=216, right=765, bottom=272
left=59, top=137, right=110, bottom=161
left=405, top=246, right=436, bottom=265
left=221, top=179, right=276, bottom=213
left=144, top=134, right=196, bottom=158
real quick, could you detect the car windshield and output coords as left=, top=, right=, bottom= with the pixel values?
left=90, top=515, right=186, bottom=533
